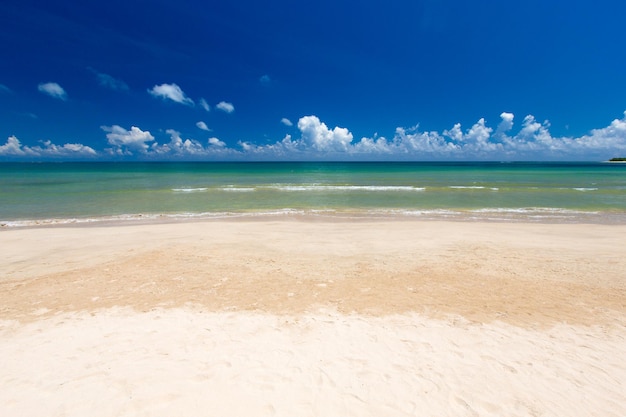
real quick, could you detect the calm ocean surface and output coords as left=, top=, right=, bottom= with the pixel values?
left=1, top=161, right=626, bottom=226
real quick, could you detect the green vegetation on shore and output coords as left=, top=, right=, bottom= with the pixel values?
left=609, top=157, right=626, bottom=162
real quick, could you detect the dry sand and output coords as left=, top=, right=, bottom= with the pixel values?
left=1, top=219, right=625, bottom=416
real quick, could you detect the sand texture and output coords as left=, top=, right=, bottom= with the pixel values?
left=1, top=219, right=625, bottom=416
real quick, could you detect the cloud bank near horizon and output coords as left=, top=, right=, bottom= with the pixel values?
left=0, top=136, right=96, bottom=157
left=2, top=112, right=626, bottom=160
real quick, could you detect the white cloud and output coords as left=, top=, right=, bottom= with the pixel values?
left=0, top=84, right=11, bottom=94
left=196, top=121, right=211, bottom=131
left=297, top=115, right=353, bottom=152
left=216, top=101, right=235, bottom=113
left=97, top=126, right=237, bottom=159
left=462, top=118, right=500, bottom=155
left=443, top=123, right=463, bottom=142
left=148, top=83, right=194, bottom=106
left=565, top=112, right=626, bottom=154
left=199, top=98, right=210, bottom=112
left=208, top=137, right=226, bottom=147
left=392, top=126, right=457, bottom=156
left=149, top=130, right=235, bottom=158
left=236, top=134, right=300, bottom=159
left=494, top=112, right=514, bottom=139
left=352, top=134, right=393, bottom=154
left=101, top=125, right=155, bottom=155
left=0, top=136, right=96, bottom=158
left=386, top=112, right=626, bottom=159
left=38, top=140, right=97, bottom=156
left=149, top=129, right=207, bottom=156
left=37, top=82, right=67, bottom=100
left=0, top=136, right=30, bottom=156
left=234, top=117, right=356, bottom=159
left=259, top=75, right=271, bottom=84
left=281, top=118, right=293, bottom=127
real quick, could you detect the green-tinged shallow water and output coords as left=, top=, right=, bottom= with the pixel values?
left=1, top=161, right=626, bottom=225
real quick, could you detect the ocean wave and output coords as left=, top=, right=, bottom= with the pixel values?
left=171, top=185, right=429, bottom=192
left=2, top=207, right=620, bottom=228
left=471, top=207, right=597, bottom=214
left=372, top=209, right=461, bottom=217
left=0, top=214, right=160, bottom=228
left=219, top=186, right=256, bottom=192
left=171, top=188, right=208, bottom=192
left=449, top=186, right=500, bottom=191
left=0, top=209, right=310, bottom=227
left=268, top=185, right=426, bottom=192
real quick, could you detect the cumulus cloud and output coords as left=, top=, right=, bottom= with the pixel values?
left=37, top=82, right=67, bottom=100
left=148, top=83, right=194, bottom=106
left=196, top=121, right=211, bottom=131
left=298, top=115, right=353, bottom=152
left=216, top=101, right=235, bottom=113
left=96, top=126, right=236, bottom=159
left=101, top=125, right=155, bottom=155
left=259, top=75, right=271, bottom=85
left=89, top=68, right=128, bottom=91
left=153, top=130, right=236, bottom=158
left=0, top=136, right=96, bottom=158
left=152, top=131, right=232, bottom=157
left=0, top=136, right=27, bottom=155
left=38, top=140, right=97, bottom=156
left=281, top=118, right=293, bottom=127
left=199, top=98, right=210, bottom=112
left=233, top=117, right=355, bottom=159
left=579, top=114, right=626, bottom=149
left=494, top=112, right=514, bottom=139
left=149, top=129, right=207, bottom=156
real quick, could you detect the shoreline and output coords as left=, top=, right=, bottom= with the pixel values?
left=2, top=205, right=626, bottom=229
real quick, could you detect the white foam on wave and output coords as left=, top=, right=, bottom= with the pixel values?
left=270, top=185, right=426, bottom=192
left=466, top=207, right=604, bottom=222
left=219, top=186, right=256, bottom=192
left=0, top=214, right=162, bottom=228
left=471, top=207, right=597, bottom=214
left=171, top=188, right=208, bottom=193
left=2, top=206, right=617, bottom=228
left=373, top=209, right=460, bottom=217
left=0, top=210, right=308, bottom=228
left=449, top=186, right=499, bottom=191
left=1, top=218, right=98, bottom=228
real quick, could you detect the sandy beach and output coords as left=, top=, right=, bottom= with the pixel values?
left=1, top=219, right=625, bottom=416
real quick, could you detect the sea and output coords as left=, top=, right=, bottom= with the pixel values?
left=1, top=161, right=626, bottom=226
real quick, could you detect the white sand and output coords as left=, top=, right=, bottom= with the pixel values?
left=1, top=219, right=625, bottom=416
left=1, top=309, right=625, bottom=416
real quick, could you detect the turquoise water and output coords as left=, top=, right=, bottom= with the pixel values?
left=1, top=162, right=626, bottom=225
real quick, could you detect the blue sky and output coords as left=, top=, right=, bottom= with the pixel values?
left=1, top=0, right=626, bottom=160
